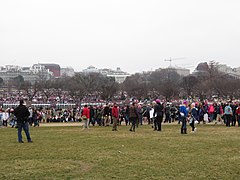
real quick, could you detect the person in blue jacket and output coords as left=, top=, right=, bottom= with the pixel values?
left=179, top=100, right=189, bottom=134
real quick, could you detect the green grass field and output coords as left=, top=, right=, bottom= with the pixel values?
left=0, top=123, right=239, bottom=180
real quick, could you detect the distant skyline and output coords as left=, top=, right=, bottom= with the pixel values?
left=1, top=0, right=240, bottom=74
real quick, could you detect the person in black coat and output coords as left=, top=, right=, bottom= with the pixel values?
left=103, top=103, right=111, bottom=126
left=14, top=100, right=32, bottom=143
left=153, top=99, right=164, bottom=131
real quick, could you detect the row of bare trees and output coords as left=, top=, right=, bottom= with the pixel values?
left=123, top=62, right=240, bottom=101
left=2, top=73, right=119, bottom=103
left=1, top=62, right=240, bottom=102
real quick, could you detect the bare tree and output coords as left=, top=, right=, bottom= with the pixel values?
left=149, top=69, right=181, bottom=100
left=100, top=76, right=119, bottom=101
left=37, top=79, right=56, bottom=102
left=65, top=73, right=87, bottom=103
left=123, top=73, right=150, bottom=100
left=21, top=81, right=39, bottom=102
left=0, top=77, right=3, bottom=87
left=181, top=75, right=198, bottom=97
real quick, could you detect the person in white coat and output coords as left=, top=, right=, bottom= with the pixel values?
left=2, top=109, right=10, bottom=127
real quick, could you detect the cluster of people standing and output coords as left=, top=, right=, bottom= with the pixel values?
left=178, top=100, right=240, bottom=134
left=1, top=98, right=240, bottom=143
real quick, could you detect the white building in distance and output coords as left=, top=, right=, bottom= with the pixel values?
left=82, top=66, right=99, bottom=74
left=173, top=67, right=190, bottom=76
left=61, top=67, right=75, bottom=77
left=82, top=66, right=130, bottom=83
left=217, top=64, right=240, bottom=79
left=0, top=64, right=53, bottom=84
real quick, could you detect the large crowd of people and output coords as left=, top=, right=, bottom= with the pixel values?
left=1, top=98, right=240, bottom=133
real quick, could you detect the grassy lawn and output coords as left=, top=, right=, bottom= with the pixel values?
left=0, top=123, right=239, bottom=180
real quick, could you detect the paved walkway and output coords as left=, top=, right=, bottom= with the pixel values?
left=37, top=121, right=220, bottom=127
left=40, top=122, right=83, bottom=127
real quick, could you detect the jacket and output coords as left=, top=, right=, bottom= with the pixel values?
left=129, top=104, right=138, bottom=118
left=153, top=103, right=164, bottom=117
left=179, top=105, right=188, bottom=117
left=82, top=107, right=90, bottom=119
left=14, top=105, right=30, bottom=123
left=112, top=106, right=119, bottom=118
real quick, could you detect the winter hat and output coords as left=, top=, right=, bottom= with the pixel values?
left=156, top=99, right=161, bottom=103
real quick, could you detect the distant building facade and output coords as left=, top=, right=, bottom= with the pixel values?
left=101, top=67, right=131, bottom=83
left=83, top=66, right=99, bottom=74
left=82, top=66, right=130, bottom=83
left=217, top=64, right=240, bottom=79
left=193, top=62, right=240, bottom=79
left=39, top=63, right=61, bottom=77
left=156, top=67, right=190, bottom=77
left=173, top=67, right=190, bottom=76
left=0, top=64, right=53, bottom=84
left=61, top=67, right=75, bottom=77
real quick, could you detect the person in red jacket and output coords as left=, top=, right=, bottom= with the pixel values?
left=236, top=103, right=240, bottom=127
left=208, top=103, right=215, bottom=122
left=111, top=103, right=119, bottom=131
left=82, top=105, right=90, bottom=129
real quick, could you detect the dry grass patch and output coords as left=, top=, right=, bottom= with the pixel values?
left=0, top=124, right=240, bottom=179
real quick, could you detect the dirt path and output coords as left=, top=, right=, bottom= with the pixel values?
left=40, top=122, right=83, bottom=127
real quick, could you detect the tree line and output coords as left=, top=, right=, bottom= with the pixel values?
left=1, top=62, right=240, bottom=102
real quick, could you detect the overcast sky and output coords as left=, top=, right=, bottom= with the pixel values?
left=1, top=0, right=240, bottom=74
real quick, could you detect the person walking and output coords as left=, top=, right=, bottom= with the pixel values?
left=198, top=103, right=205, bottom=124
left=236, top=103, right=240, bottom=127
left=231, top=102, right=237, bottom=126
left=111, top=103, right=119, bottom=131
left=208, top=103, right=215, bottom=122
left=89, top=105, right=95, bottom=126
left=224, top=102, right=233, bottom=127
left=32, top=108, right=39, bottom=127
left=215, top=103, right=223, bottom=124
left=0, top=108, right=4, bottom=127
left=125, top=105, right=130, bottom=126
left=2, top=108, right=9, bottom=127
left=170, top=104, right=178, bottom=123
left=81, top=105, right=90, bottom=129
left=164, top=103, right=171, bottom=123
left=179, top=100, right=189, bottom=134
left=103, top=103, right=111, bottom=126
left=129, top=102, right=138, bottom=132
left=189, top=103, right=198, bottom=133
left=14, top=100, right=32, bottom=143
left=153, top=99, right=164, bottom=131
left=137, top=104, right=143, bottom=126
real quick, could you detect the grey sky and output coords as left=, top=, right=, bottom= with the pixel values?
left=1, top=0, right=240, bottom=74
